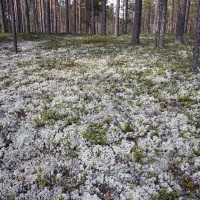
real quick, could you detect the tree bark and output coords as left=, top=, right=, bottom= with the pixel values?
left=65, top=0, right=69, bottom=34
left=101, top=0, right=106, bottom=35
left=184, top=0, right=190, bottom=33
left=124, top=0, right=128, bottom=34
left=10, top=0, right=17, bottom=53
left=46, top=0, right=51, bottom=35
left=170, top=0, right=174, bottom=33
left=175, top=0, right=187, bottom=44
left=132, top=0, right=142, bottom=46
left=24, top=0, right=30, bottom=33
left=115, top=0, right=120, bottom=36
left=190, top=0, right=200, bottom=72
left=74, top=0, right=77, bottom=34
left=153, top=0, right=159, bottom=34
left=33, top=0, right=38, bottom=33
left=0, top=0, right=6, bottom=32
left=91, top=0, right=95, bottom=34
left=159, top=0, right=167, bottom=48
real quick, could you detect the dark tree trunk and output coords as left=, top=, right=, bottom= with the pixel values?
left=74, top=0, right=77, bottom=34
left=159, top=0, right=167, bottom=48
left=65, top=0, right=69, bottom=34
left=122, top=0, right=124, bottom=34
left=46, top=0, right=51, bottom=35
left=170, top=0, right=174, bottom=33
left=184, top=0, right=190, bottom=33
left=190, top=0, right=200, bottom=72
left=132, top=0, right=142, bottom=46
left=15, top=0, right=22, bottom=32
left=33, top=0, right=38, bottom=33
left=175, top=0, right=187, bottom=44
left=0, top=0, right=6, bottom=32
left=101, top=0, right=106, bottom=35
left=115, top=0, right=120, bottom=36
left=24, top=0, right=30, bottom=33
left=10, top=0, right=17, bottom=53
left=91, top=0, right=95, bottom=34
left=124, top=0, right=128, bottom=34
left=53, top=0, right=58, bottom=33
left=5, top=0, right=11, bottom=32
left=85, top=0, right=88, bottom=34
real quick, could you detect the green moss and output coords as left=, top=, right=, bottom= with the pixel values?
left=133, top=149, right=144, bottom=164
left=82, top=121, right=109, bottom=145
left=6, top=195, right=15, bottom=200
left=158, top=189, right=180, bottom=200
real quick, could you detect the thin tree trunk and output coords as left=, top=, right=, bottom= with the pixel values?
left=132, top=0, right=142, bottom=46
left=39, top=0, right=43, bottom=32
left=14, top=0, right=21, bottom=32
left=124, top=0, right=128, bottom=34
left=184, top=0, right=190, bottom=33
left=122, top=0, right=125, bottom=34
left=190, top=0, right=200, bottom=72
left=91, top=0, right=95, bottom=34
left=24, top=0, right=30, bottom=33
left=0, top=0, right=6, bottom=32
left=10, top=0, right=17, bottom=53
left=78, top=0, right=81, bottom=34
left=74, top=0, right=77, bottom=34
left=46, top=0, right=51, bottom=35
left=65, top=0, right=69, bottom=34
left=42, top=0, right=45, bottom=33
left=33, top=0, right=38, bottom=33
left=170, top=0, right=174, bottom=33
left=101, top=0, right=106, bottom=35
left=154, top=0, right=159, bottom=33
left=159, top=0, right=168, bottom=48
left=175, top=0, right=187, bottom=44
left=115, top=0, right=120, bottom=36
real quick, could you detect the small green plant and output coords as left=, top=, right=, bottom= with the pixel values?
left=130, top=183, right=136, bottom=190
left=151, top=193, right=159, bottom=200
left=36, top=174, right=47, bottom=187
left=133, top=149, right=144, bottom=163
left=158, top=189, right=181, bottom=200
left=82, top=121, right=109, bottom=145
left=59, top=195, right=65, bottom=200
left=36, top=166, right=48, bottom=187
left=123, top=122, right=134, bottom=133
left=6, top=195, right=15, bottom=200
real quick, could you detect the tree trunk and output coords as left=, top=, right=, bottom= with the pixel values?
left=115, top=0, right=120, bottom=36
left=170, top=0, right=174, bottom=33
left=0, top=0, right=6, bottom=32
left=46, top=0, right=51, bottom=35
left=24, top=0, right=30, bottom=33
left=91, top=0, right=95, bottom=34
left=132, top=0, right=142, bottom=46
left=122, top=0, right=124, bottom=34
left=190, top=0, right=200, bottom=72
left=78, top=0, right=81, bottom=34
left=184, top=0, right=190, bottom=33
left=101, top=0, right=106, bottom=35
left=159, top=0, right=167, bottom=48
left=65, top=0, right=69, bottom=34
left=175, top=0, right=187, bottom=44
left=33, top=0, right=38, bottom=33
left=153, top=0, right=159, bottom=33
left=14, top=0, right=21, bottom=32
left=74, top=0, right=77, bottom=34
left=124, top=0, right=128, bottom=34
left=10, top=0, right=17, bottom=53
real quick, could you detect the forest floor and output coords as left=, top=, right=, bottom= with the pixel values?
left=0, top=33, right=199, bottom=200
